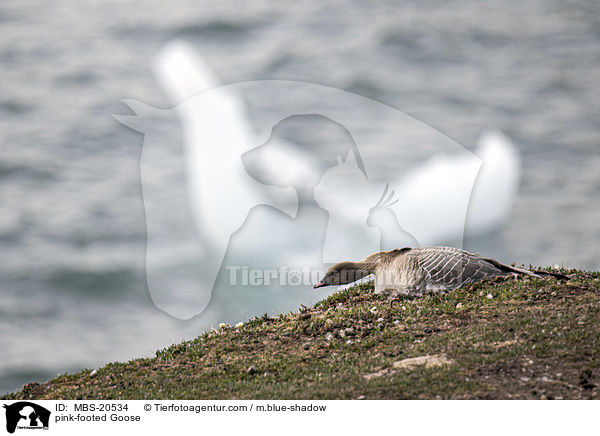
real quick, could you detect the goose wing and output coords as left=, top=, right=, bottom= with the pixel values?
left=410, top=246, right=511, bottom=290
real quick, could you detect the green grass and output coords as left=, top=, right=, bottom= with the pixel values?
left=3, top=269, right=600, bottom=400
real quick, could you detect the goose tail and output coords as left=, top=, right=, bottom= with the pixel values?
left=484, top=257, right=568, bottom=280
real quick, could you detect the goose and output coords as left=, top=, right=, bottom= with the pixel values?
left=314, top=246, right=562, bottom=296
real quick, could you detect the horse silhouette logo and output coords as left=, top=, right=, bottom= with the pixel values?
left=3, top=402, right=50, bottom=433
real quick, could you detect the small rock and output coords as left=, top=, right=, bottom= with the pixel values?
left=357, top=395, right=365, bottom=400
left=520, top=377, right=530, bottom=382
left=246, top=366, right=257, bottom=375
left=456, top=303, right=463, bottom=309
left=325, top=332, right=334, bottom=341
left=345, top=339, right=353, bottom=345
left=393, top=355, right=453, bottom=370
left=393, top=320, right=401, bottom=325
left=376, top=317, right=384, bottom=323
left=338, top=329, right=346, bottom=338
left=344, top=327, right=355, bottom=336
left=90, top=369, right=97, bottom=377
left=363, top=368, right=391, bottom=380
left=486, top=293, right=493, bottom=299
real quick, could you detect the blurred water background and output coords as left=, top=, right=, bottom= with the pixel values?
left=1, top=0, right=599, bottom=394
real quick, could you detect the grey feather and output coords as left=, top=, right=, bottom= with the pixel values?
left=369, top=246, right=545, bottom=296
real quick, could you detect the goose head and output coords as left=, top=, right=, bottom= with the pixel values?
left=314, top=261, right=372, bottom=288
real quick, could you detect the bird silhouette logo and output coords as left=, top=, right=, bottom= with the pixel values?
left=367, top=184, right=419, bottom=251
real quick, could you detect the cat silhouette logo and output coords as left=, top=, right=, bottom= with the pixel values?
left=2, top=402, right=50, bottom=433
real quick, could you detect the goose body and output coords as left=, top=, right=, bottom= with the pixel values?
left=315, top=246, right=553, bottom=296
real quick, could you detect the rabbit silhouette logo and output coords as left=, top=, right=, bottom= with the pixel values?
left=2, top=402, right=50, bottom=433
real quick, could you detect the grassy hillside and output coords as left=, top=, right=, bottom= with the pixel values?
left=3, top=269, right=599, bottom=400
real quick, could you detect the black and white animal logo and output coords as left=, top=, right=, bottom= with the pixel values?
left=3, top=402, right=50, bottom=434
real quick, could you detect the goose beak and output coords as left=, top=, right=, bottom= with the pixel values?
left=313, top=282, right=326, bottom=289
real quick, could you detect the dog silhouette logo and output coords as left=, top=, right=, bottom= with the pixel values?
left=2, top=402, right=50, bottom=433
